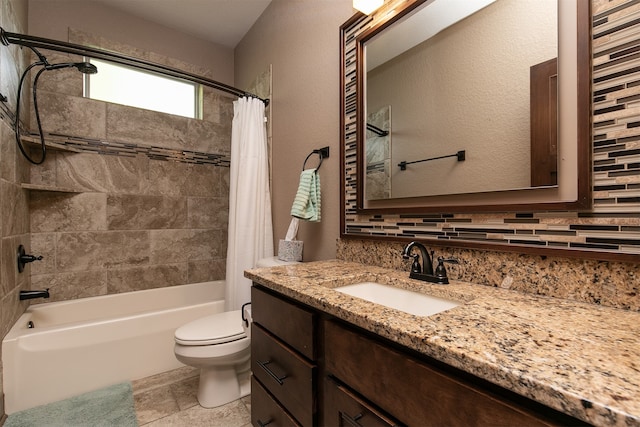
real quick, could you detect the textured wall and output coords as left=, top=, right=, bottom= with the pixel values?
left=27, top=0, right=234, bottom=85
left=26, top=32, right=233, bottom=302
left=234, top=0, right=355, bottom=261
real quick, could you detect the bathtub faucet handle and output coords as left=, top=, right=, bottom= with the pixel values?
left=21, top=254, right=43, bottom=263
left=17, top=245, right=43, bottom=273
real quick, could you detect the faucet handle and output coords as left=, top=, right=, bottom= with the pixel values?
left=409, top=254, right=421, bottom=273
left=435, top=257, right=459, bottom=280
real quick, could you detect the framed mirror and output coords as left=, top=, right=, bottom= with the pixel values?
left=355, top=0, right=590, bottom=213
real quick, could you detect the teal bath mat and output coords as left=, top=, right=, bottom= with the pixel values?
left=5, top=382, right=138, bottom=427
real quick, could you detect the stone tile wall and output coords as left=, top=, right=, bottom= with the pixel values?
left=0, top=0, right=30, bottom=416
left=26, top=33, right=234, bottom=303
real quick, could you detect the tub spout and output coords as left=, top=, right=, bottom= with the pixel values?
left=19, top=289, right=50, bottom=300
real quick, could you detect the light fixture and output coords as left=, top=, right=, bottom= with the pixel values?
left=353, top=0, right=384, bottom=15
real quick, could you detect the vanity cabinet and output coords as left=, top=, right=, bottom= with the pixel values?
left=323, top=320, right=581, bottom=427
left=323, top=377, right=401, bottom=427
left=251, top=286, right=317, bottom=426
left=251, top=284, right=584, bottom=427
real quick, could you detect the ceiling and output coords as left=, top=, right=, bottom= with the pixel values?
left=91, top=0, right=272, bottom=48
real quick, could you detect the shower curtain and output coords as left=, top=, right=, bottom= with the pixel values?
left=225, top=97, right=274, bottom=311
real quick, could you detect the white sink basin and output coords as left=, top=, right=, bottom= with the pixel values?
left=335, top=282, right=460, bottom=317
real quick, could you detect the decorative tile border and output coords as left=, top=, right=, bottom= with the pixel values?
left=24, top=132, right=230, bottom=166
left=341, top=0, right=640, bottom=258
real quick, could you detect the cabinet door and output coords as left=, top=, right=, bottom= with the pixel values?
left=324, top=377, right=403, bottom=427
left=325, top=320, right=569, bottom=427
left=252, top=376, right=300, bottom=427
left=252, top=286, right=316, bottom=360
left=252, top=324, right=316, bottom=426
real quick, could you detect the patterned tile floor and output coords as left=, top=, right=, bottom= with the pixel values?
left=132, top=366, right=251, bottom=426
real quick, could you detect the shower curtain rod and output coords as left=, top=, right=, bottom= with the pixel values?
left=0, top=28, right=269, bottom=105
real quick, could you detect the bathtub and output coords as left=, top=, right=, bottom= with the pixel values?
left=2, top=281, right=225, bottom=414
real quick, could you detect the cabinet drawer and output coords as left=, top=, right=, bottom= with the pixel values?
left=252, top=376, right=300, bottom=427
left=252, top=324, right=315, bottom=426
left=324, top=377, right=402, bottom=427
left=252, top=286, right=315, bottom=360
left=325, top=320, right=563, bottom=427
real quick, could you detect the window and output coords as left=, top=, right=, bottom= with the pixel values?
left=86, top=59, right=200, bottom=119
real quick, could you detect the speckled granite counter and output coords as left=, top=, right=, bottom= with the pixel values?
left=245, top=260, right=640, bottom=427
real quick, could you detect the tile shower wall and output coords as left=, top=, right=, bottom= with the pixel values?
left=338, top=0, right=640, bottom=311
left=27, top=32, right=234, bottom=302
left=0, top=0, right=30, bottom=416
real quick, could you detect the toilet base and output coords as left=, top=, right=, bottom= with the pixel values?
left=238, top=370, right=251, bottom=398
left=196, top=365, right=250, bottom=408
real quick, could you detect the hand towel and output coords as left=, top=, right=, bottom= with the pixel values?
left=290, top=169, right=321, bottom=222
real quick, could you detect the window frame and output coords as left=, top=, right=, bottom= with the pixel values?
left=83, top=57, right=202, bottom=119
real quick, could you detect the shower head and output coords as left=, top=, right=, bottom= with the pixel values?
left=45, top=61, right=98, bottom=74
left=75, top=62, right=98, bottom=74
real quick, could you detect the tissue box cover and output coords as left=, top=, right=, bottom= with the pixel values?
left=278, top=239, right=303, bottom=262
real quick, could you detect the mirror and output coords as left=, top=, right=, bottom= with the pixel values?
left=365, top=0, right=558, bottom=200
left=356, top=0, right=590, bottom=211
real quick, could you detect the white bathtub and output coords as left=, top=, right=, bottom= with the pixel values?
left=2, top=281, right=225, bottom=414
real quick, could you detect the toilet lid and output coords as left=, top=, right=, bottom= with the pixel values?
left=175, top=310, right=247, bottom=346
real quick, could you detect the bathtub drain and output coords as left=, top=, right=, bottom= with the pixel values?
left=27, top=321, right=34, bottom=329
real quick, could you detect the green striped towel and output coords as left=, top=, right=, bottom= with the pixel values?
left=290, top=169, right=321, bottom=222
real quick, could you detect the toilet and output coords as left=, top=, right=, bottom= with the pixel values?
left=174, top=256, right=299, bottom=408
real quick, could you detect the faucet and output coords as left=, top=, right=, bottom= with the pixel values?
left=402, top=242, right=457, bottom=284
left=19, top=289, right=50, bottom=300
left=401, top=241, right=434, bottom=275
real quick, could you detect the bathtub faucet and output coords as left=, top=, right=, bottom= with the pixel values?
left=19, top=289, right=50, bottom=301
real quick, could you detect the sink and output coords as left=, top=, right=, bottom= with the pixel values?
left=334, top=282, right=460, bottom=317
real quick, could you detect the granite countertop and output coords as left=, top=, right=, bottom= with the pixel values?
left=245, top=260, right=640, bottom=427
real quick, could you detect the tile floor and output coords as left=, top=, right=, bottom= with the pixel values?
left=132, top=366, right=251, bottom=426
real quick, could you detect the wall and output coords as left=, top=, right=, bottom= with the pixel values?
left=234, top=0, right=354, bottom=261
left=27, top=0, right=234, bottom=85
left=338, top=0, right=640, bottom=312
left=23, top=27, right=234, bottom=302
left=0, top=0, right=31, bottom=416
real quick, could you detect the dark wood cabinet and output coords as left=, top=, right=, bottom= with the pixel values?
left=323, top=320, right=582, bottom=427
left=252, top=324, right=315, bottom=426
left=251, top=286, right=317, bottom=426
left=251, top=284, right=586, bottom=427
left=323, top=377, right=402, bottom=427
left=252, top=376, right=301, bottom=427
left=252, top=285, right=316, bottom=360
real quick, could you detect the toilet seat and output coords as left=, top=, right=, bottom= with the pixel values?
left=175, top=310, right=246, bottom=346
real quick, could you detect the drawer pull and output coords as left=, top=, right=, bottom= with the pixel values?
left=257, top=360, right=288, bottom=385
left=342, top=413, right=364, bottom=427
left=257, top=419, right=272, bottom=427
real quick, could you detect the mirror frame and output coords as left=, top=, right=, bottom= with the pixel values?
left=353, top=0, right=591, bottom=213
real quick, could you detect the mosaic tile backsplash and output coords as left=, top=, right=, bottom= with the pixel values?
left=341, top=0, right=640, bottom=259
